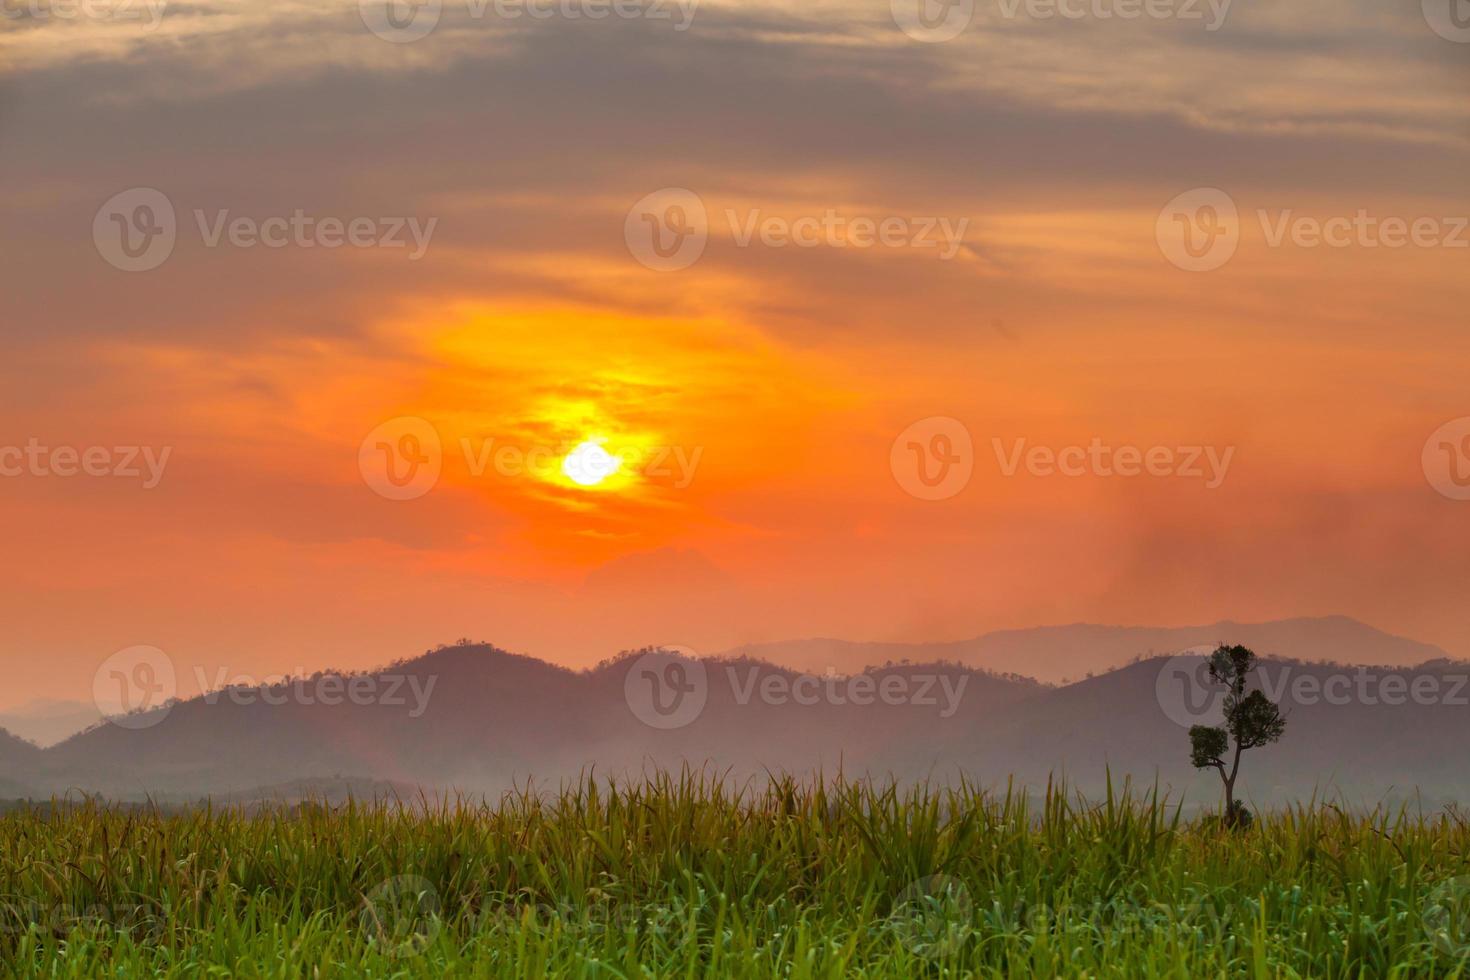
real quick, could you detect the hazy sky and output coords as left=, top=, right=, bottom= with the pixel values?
left=2, top=0, right=1467, bottom=703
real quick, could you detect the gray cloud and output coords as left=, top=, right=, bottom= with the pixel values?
left=1, top=1, right=1465, bottom=354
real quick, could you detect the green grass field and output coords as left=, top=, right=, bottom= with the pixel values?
left=2, top=773, right=1468, bottom=977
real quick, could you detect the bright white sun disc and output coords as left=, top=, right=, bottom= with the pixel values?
left=562, top=440, right=622, bottom=486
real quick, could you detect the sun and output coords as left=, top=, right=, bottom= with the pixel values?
left=562, top=439, right=623, bottom=487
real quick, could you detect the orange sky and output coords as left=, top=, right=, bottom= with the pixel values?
left=1, top=0, right=1467, bottom=704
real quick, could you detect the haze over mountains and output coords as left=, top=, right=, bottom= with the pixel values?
left=720, top=615, right=1452, bottom=685
left=1, top=616, right=1464, bottom=808
left=0, top=699, right=102, bottom=748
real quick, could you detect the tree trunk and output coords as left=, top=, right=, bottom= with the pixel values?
left=1224, top=734, right=1244, bottom=826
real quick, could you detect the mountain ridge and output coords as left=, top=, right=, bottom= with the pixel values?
left=2, top=617, right=1464, bottom=807
left=717, top=615, right=1452, bottom=684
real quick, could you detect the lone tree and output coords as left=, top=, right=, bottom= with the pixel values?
left=1188, top=644, right=1286, bottom=828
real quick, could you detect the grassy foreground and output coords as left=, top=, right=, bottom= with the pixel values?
left=1, top=773, right=1468, bottom=978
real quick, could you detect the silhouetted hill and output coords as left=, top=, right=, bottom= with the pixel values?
left=933, top=654, right=1470, bottom=808
left=5, top=636, right=1467, bottom=808
left=17, top=644, right=1041, bottom=798
left=0, top=727, right=40, bottom=764
left=0, top=728, right=40, bottom=797
left=39, top=645, right=586, bottom=797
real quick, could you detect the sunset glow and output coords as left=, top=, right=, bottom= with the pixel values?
left=0, top=0, right=1467, bottom=709
left=4, top=4, right=1470, bottom=972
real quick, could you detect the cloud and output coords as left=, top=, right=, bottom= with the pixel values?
left=2, top=0, right=1468, bottom=698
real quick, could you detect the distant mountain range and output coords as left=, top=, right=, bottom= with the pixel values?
left=0, top=617, right=1464, bottom=808
left=719, top=615, right=1451, bottom=684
